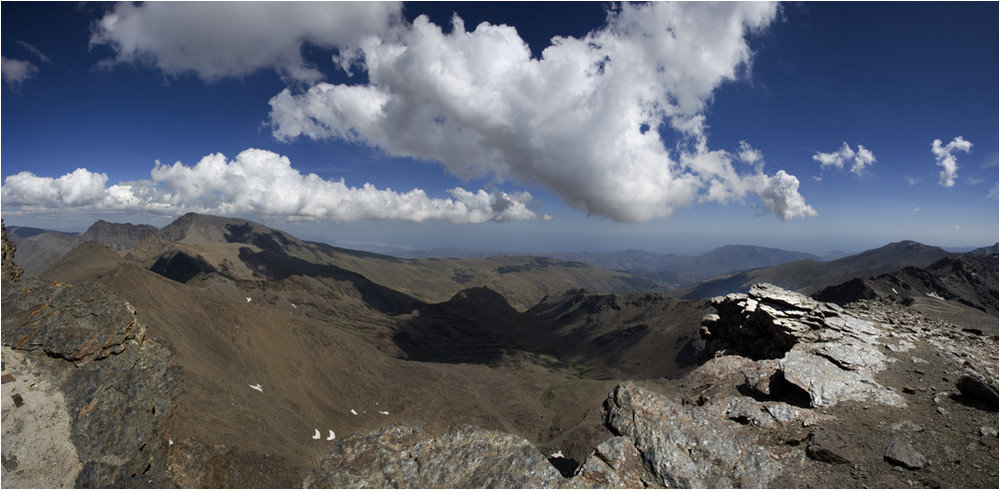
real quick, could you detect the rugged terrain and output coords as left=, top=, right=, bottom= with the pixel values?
left=2, top=215, right=997, bottom=488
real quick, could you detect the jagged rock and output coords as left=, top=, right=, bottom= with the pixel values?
left=603, top=382, right=785, bottom=488
left=2, top=279, right=179, bottom=487
left=304, top=426, right=572, bottom=489
left=2, top=219, right=24, bottom=282
left=884, top=437, right=927, bottom=470
left=2, top=280, right=146, bottom=364
left=573, top=436, right=644, bottom=488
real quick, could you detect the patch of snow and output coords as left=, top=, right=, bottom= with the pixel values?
left=249, top=383, right=263, bottom=392
left=246, top=297, right=252, bottom=303
left=925, top=291, right=944, bottom=300
left=892, top=288, right=898, bottom=294
left=327, top=430, right=336, bottom=441
left=550, top=450, right=564, bottom=459
left=379, top=410, right=389, bottom=415
left=350, top=409, right=358, bottom=416
left=312, top=429, right=321, bottom=440
left=169, top=438, right=173, bottom=446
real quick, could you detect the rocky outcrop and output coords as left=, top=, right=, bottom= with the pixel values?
left=603, top=382, right=787, bottom=488
left=701, top=283, right=904, bottom=408
left=2, top=219, right=24, bottom=282
left=2, top=279, right=179, bottom=487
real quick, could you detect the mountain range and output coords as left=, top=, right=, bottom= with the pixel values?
left=2, top=213, right=996, bottom=488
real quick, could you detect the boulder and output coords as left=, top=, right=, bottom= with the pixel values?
left=884, top=437, right=927, bottom=470
left=603, top=382, right=784, bottom=488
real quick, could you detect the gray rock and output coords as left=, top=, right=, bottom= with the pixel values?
left=603, top=382, right=784, bottom=488
left=574, top=436, right=644, bottom=488
left=884, top=437, right=927, bottom=470
left=780, top=348, right=905, bottom=408
left=305, top=426, right=573, bottom=489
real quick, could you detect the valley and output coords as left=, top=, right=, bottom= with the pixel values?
left=2, top=214, right=997, bottom=488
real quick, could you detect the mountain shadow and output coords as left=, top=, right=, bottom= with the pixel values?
left=391, top=286, right=710, bottom=379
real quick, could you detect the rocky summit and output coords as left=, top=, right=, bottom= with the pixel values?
left=1, top=216, right=997, bottom=488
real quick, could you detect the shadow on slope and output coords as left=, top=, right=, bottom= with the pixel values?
left=391, top=286, right=710, bottom=380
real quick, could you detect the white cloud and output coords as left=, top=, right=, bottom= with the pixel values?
left=931, top=136, right=972, bottom=188
left=90, top=2, right=403, bottom=82
left=1, top=57, right=38, bottom=88
left=1, top=149, right=541, bottom=223
left=812, top=142, right=875, bottom=176
left=269, top=2, right=813, bottom=222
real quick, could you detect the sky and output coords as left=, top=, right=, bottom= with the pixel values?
left=2, top=1, right=997, bottom=255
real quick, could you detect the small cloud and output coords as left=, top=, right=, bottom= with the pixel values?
left=988, top=183, right=998, bottom=200
left=812, top=142, right=875, bottom=176
left=953, top=225, right=961, bottom=230
left=912, top=207, right=919, bottom=212
left=931, top=136, right=972, bottom=188
left=904, top=176, right=920, bottom=186
left=1, top=57, right=38, bottom=89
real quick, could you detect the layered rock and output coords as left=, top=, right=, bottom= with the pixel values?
left=2, top=279, right=179, bottom=487
left=701, top=283, right=904, bottom=408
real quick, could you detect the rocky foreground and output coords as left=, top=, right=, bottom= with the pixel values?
left=4, top=248, right=995, bottom=489
left=301, top=283, right=999, bottom=488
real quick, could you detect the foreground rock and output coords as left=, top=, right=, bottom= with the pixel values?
left=1, top=279, right=179, bottom=487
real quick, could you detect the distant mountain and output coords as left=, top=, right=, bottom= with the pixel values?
left=7, top=220, right=157, bottom=277
left=677, top=240, right=957, bottom=299
left=814, top=249, right=999, bottom=334
left=547, top=245, right=820, bottom=284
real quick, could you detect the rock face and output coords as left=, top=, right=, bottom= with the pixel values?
left=2, top=219, right=24, bottom=282
left=1, top=279, right=179, bottom=487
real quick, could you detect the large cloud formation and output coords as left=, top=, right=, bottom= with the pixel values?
left=268, top=2, right=816, bottom=221
left=931, top=136, right=972, bottom=188
left=90, top=2, right=403, bottom=82
left=1, top=149, right=540, bottom=223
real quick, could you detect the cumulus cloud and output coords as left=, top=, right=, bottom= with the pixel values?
left=1, top=149, right=541, bottom=223
left=931, top=136, right=972, bottom=188
left=812, top=142, right=876, bottom=176
left=268, top=2, right=814, bottom=222
left=1, top=57, right=38, bottom=88
left=90, top=2, right=403, bottom=82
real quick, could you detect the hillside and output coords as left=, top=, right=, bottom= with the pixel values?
left=677, top=240, right=955, bottom=299
left=814, top=250, right=999, bottom=335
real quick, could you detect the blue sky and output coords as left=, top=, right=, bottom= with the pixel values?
left=2, top=2, right=997, bottom=255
